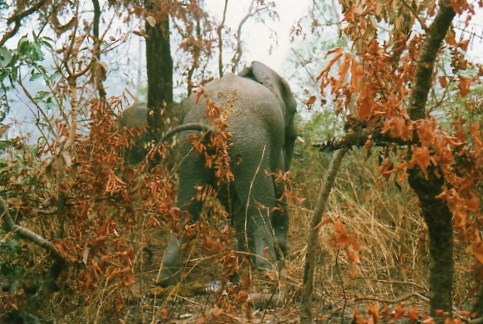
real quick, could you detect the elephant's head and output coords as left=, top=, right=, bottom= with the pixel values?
left=119, top=102, right=148, bottom=164
left=239, top=61, right=297, bottom=169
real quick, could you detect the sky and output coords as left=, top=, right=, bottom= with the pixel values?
left=207, top=0, right=311, bottom=71
left=2, top=0, right=482, bottom=139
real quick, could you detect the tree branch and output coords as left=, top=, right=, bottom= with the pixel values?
left=230, top=0, right=268, bottom=72
left=314, top=125, right=418, bottom=152
left=92, top=0, right=106, bottom=98
left=300, top=148, right=348, bottom=322
left=217, top=0, right=229, bottom=78
left=0, top=0, right=48, bottom=47
left=0, top=197, right=64, bottom=260
left=405, top=1, right=457, bottom=317
left=408, top=1, right=456, bottom=120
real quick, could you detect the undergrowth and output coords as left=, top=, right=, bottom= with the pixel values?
left=0, top=123, right=478, bottom=322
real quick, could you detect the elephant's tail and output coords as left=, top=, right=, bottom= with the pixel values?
left=159, top=123, right=213, bottom=144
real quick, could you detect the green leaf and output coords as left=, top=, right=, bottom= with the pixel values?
left=0, top=47, right=12, bottom=67
left=30, top=70, right=43, bottom=81
left=17, top=35, right=30, bottom=55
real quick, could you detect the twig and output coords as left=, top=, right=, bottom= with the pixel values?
left=0, top=0, right=48, bottom=47
left=0, top=197, right=64, bottom=260
left=314, top=127, right=417, bottom=152
left=231, top=0, right=270, bottom=72
left=217, top=0, right=229, bottom=78
left=400, top=0, right=427, bottom=31
left=354, top=292, right=429, bottom=304
left=328, top=293, right=429, bottom=320
left=355, top=277, right=427, bottom=291
left=92, top=0, right=106, bottom=98
left=300, top=148, right=348, bottom=322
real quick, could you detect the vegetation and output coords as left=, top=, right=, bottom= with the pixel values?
left=0, top=0, right=481, bottom=322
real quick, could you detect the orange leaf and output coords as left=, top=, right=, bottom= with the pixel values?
left=473, top=242, right=483, bottom=264
left=0, top=125, right=9, bottom=137
left=347, top=249, right=361, bottom=264
left=410, top=146, right=431, bottom=178
left=381, top=159, right=394, bottom=179
left=318, top=47, right=344, bottom=80
left=368, top=301, right=379, bottom=319
left=314, top=217, right=332, bottom=230
left=385, top=116, right=413, bottom=141
left=351, top=58, right=363, bottom=92
left=161, top=308, right=169, bottom=321
left=332, top=220, right=362, bottom=252
left=306, top=95, right=316, bottom=107
left=438, top=76, right=448, bottom=88
left=445, top=33, right=457, bottom=46
left=334, top=53, right=352, bottom=93
left=458, top=39, right=470, bottom=51
left=458, top=76, right=472, bottom=97
left=417, top=119, right=436, bottom=147
left=407, top=308, right=419, bottom=322
left=393, top=305, right=405, bottom=320
left=357, top=86, right=374, bottom=121
left=469, top=122, right=482, bottom=151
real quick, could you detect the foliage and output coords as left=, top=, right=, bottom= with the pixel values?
left=315, top=0, right=482, bottom=263
left=0, top=0, right=482, bottom=322
left=309, top=0, right=482, bottom=320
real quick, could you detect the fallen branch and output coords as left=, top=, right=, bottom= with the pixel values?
left=354, top=292, right=429, bottom=304
left=0, top=197, right=64, bottom=260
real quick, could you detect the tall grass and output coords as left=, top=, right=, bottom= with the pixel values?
left=287, top=143, right=476, bottom=319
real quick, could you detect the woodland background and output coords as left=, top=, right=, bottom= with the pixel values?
left=0, top=0, right=482, bottom=323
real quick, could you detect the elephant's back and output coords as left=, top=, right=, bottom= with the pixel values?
left=183, top=74, right=284, bottom=137
left=180, top=73, right=286, bottom=174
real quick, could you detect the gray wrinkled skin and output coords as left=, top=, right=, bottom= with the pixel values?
left=119, top=103, right=148, bottom=164
left=159, top=61, right=297, bottom=286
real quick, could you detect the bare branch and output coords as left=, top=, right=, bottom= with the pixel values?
left=408, top=1, right=456, bottom=120
left=314, top=127, right=417, bottom=152
left=92, top=0, right=106, bottom=98
left=300, top=148, right=348, bottom=322
left=0, top=197, right=64, bottom=260
left=231, top=1, right=270, bottom=73
left=17, top=77, right=61, bottom=148
left=0, top=0, right=48, bottom=47
left=217, top=0, right=229, bottom=78
left=6, top=0, right=48, bottom=25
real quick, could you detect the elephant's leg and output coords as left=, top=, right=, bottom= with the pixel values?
left=269, top=149, right=289, bottom=259
left=272, top=177, right=289, bottom=258
left=159, top=146, right=211, bottom=287
left=159, top=233, right=185, bottom=286
left=232, top=157, right=278, bottom=270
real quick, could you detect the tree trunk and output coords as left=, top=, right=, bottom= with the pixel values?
left=406, top=1, right=456, bottom=319
left=300, top=148, right=348, bottom=322
left=145, top=1, right=173, bottom=136
left=408, top=167, right=453, bottom=318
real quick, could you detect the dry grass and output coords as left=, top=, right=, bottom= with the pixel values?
left=1, top=143, right=478, bottom=322
left=285, top=144, right=477, bottom=320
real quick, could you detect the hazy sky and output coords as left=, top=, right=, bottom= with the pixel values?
left=3, top=0, right=482, bottom=139
left=207, top=0, right=311, bottom=71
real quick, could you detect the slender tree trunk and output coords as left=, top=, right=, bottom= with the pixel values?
left=300, top=148, right=348, bottom=322
left=145, top=0, right=173, bottom=136
left=406, top=1, right=456, bottom=319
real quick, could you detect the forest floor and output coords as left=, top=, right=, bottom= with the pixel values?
left=2, top=149, right=477, bottom=323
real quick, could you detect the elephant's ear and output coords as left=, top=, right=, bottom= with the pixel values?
left=239, top=61, right=296, bottom=117
left=240, top=61, right=282, bottom=105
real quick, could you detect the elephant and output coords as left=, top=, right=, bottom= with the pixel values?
left=159, top=61, right=297, bottom=286
left=119, top=102, right=149, bottom=164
